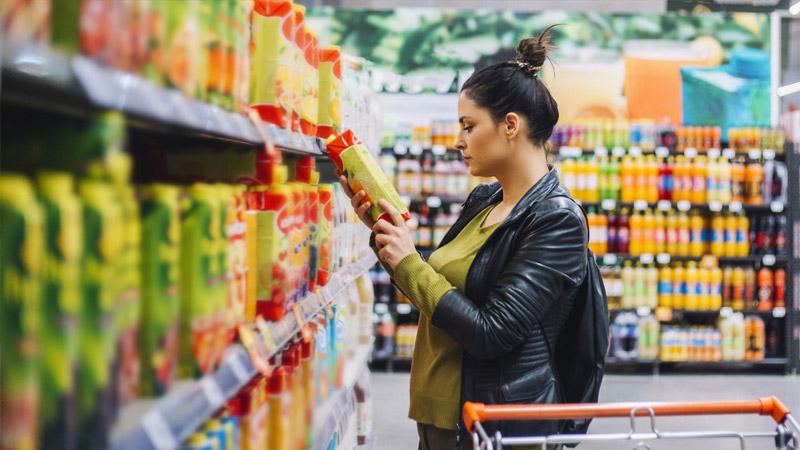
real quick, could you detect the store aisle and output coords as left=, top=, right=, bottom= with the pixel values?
left=371, top=373, right=800, bottom=450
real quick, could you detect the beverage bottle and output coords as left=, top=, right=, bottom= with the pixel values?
left=646, top=264, right=659, bottom=309
left=685, top=262, right=700, bottom=310
left=776, top=215, right=787, bottom=256
left=654, top=210, right=666, bottom=254
left=617, top=209, right=630, bottom=254
left=717, top=157, right=731, bottom=204
left=672, top=156, right=686, bottom=201
left=731, top=157, right=746, bottom=203
left=731, top=267, right=746, bottom=310
left=710, top=213, right=725, bottom=257
left=609, top=157, right=621, bottom=201
left=745, top=159, right=764, bottom=205
left=712, top=126, right=722, bottom=150
left=757, top=267, right=774, bottom=311
left=672, top=263, right=686, bottom=309
left=607, top=211, right=619, bottom=254
left=722, top=266, right=734, bottom=307
left=598, top=156, right=609, bottom=201
left=698, top=266, right=711, bottom=310
left=749, top=216, right=759, bottom=256
left=677, top=211, right=690, bottom=257
left=774, top=268, right=786, bottom=309
left=666, top=211, right=679, bottom=255
left=724, top=213, right=738, bottom=257
left=586, top=158, right=600, bottom=203
left=658, top=158, right=669, bottom=201
left=642, top=209, right=656, bottom=255
left=575, top=158, right=588, bottom=202
left=736, top=213, right=750, bottom=257
left=710, top=266, right=723, bottom=310
left=597, top=211, right=609, bottom=255
left=620, top=156, right=635, bottom=203
left=757, top=215, right=775, bottom=255
left=659, top=264, right=674, bottom=308
left=646, top=156, right=659, bottom=203
left=676, top=127, right=687, bottom=153
left=689, top=211, right=705, bottom=257
left=706, top=156, right=719, bottom=203
left=587, top=207, right=599, bottom=254
left=691, top=156, right=707, bottom=204
left=621, top=261, right=635, bottom=309
left=634, top=156, right=647, bottom=201
left=629, top=210, right=643, bottom=256
left=560, top=158, right=577, bottom=195
left=743, top=267, right=757, bottom=310
left=634, top=263, right=647, bottom=308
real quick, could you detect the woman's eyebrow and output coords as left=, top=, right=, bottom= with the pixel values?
left=459, top=116, right=472, bottom=124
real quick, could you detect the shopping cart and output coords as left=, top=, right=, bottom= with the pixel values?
left=463, top=397, right=800, bottom=449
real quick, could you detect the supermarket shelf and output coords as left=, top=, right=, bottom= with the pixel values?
left=609, top=307, right=788, bottom=320
left=400, top=194, right=468, bottom=205
left=605, top=357, right=788, bottom=374
left=110, top=252, right=377, bottom=450
left=596, top=252, right=788, bottom=266
left=557, top=145, right=786, bottom=160
left=2, top=42, right=324, bottom=156
left=577, top=199, right=785, bottom=214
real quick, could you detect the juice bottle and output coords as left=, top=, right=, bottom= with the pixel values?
left=672, top=156, right=685, bottom=201
left=621, top=261, right=635, bottom=309
left=629, top=210, right=643, bottom=256
left=326, top=130, right=410, bottom=223
left=560, top=158, right=577, bottom=195
left=646, top=264, right=659, bottom=309
left=710, top=266, right=723, bottom=310
left=774, top=269, right=786, bottom=308
left=654, top=210, right=666, bottom=254
left=665, top=211, right=679, bottom=255
left=249, top=0, right=294, bottom=126
left=717, top=157, right=731, bottom=204
left=698, top=266, right=711, bottom=310
left=609, top=157, right=621, bottom=201
left=677, top=211, right=690, bottom=257
left=731, top=157, right=746, bottom=203
left=586, top=157, right=600, bottom=203
left=634, top=156, right=647, bottom=201
left=268, top=367, right=291, bottom=450
left=706, top=156, right=719, bottom=203
left=688, top=211, right=705, bottom=257
left=710, top=213, right=725, bottom=257
left=620, top=156, right=635, bottom=203
left=575, top=158, right=588, bottom=202
left=317, top=184, right=333, bottom=287
left=658, top=264, right=673, bottom=308
left=300, top=31, right=320, bottom=136
left=317, top=45, right=342, bottom=139
left=597, top=211, right=608, bottom=255
left=672, top=263, right=686, bottom=309
left=724, top=213, right=738, bottom=257
left=685, top=262, right=700, bottom=310
left=634, top=263, right=647, bottom=308
left=736, top=213, right=750, bottom=257
left=607, top=211, right=619, bottom=254
left=646, top=156, right=659, bottom=203
left=690, top=156, right=707, bottom=204
left=642, top=209, right=656, bottom=255
left=658, top=157, right=673, bottom=201
left=757, top=267, right=774, bottom=311
left=722, top=266, right=734, bottom=307
left=743, top=267, right=757, bottom=310
left=617, top=209, right=630, bottom=255
left=731, top=267, right=746, bottom=310
left=745, top=159, right=764, bottom=205
left=295, top=157, right=320, bottom=292
left=290, top=4, right=306, bottom=132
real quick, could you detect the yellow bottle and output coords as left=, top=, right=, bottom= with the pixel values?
left=718, top=156, right=732, bottom=204
left=710, top=266, right=723, bottom=310
left=685, top=262, right=700, bottom=310
left=621, top=156, right=635, bottom=203
left=621, top=261, right=636, bottom=309
left=666, top=211, right=679, bottom=255
left=677, top=211, right=690, bottom=257
left=698, top=267, right=711, bottom=310
left=689, top=211, right=705, bottom=257
left=586, top=158, right=600, bottom=203
left=646, top=156, right=659, bottom=203
left=724, top=213, right=738, bottom=257
left=690, top=156, right=707, bottom=204
left=706, top=156, right=719, bottom=204
left=630, top=211, right=643, bottom=256
left=659, top=265, right=673, bottom=308
left=737, top=214, right=750, bottom=257
left=710, top=214, right=725, bottom=257
left=560, top=158, right=577, bottom=195
left=673, top=263, right=686, bottom=309
left=646, top=264, right=659, bottom=308
left=634, top=157, right=648, bottom=201
left=654, top=210, right=666, bottom=254
left=642, top=209, right=656, bottom=255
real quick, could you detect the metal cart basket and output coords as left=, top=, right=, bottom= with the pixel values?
left=463, top=396, right=799, bottom=450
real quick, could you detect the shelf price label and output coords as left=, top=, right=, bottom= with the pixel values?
left=722, top=148, right=736, bottom=160
left=601, top=199, right=617, bottom=211
left=748, top=149, right=762, bottom=160
left=773, top=307, right=786, bottom=318
left=719, top=307, right=733, bottom=318
left=626, top=146, right=640, bottom=157
left=708, top=201, right=723, bottom=212
left=655, top=307, right=673, bottom=322
left=396, top=304, right=412, bottom=315
left=684, top=148, right=698, bottom=159
left=594, top=146, right=609, bottom=157
left=374, top=303, right=389, bottom=314
left=639, top=254, right=654, bottom=265
left=677, top=201, right=691, bottom=212
left=612, top=147, right=627, bottom=158
left=239, top=324, right=271, bottom=376
left=409, top=144, right=424, bottom=155
left=634, top=200, right=648, bottom=211
left=770, top=202, right=784, bottom=213
left=142, top=409, right=178, bottom=450
left=656, top=253, right=671, bottom=265
left=426, top=196, right=442, bottom=208
left=657, top=200, right=672, bottom=211
left=200, top=376, right=225, bottom=408
left=762, top=255, right=776, bottom=267
left=255, top=318, right=277, bottom=354
left=432, top=144, right=447, bottom=155
left=636, top=306, right=652, bottom=317
left=763, top=149, right=776, bottom=161
left=707, top=148, right=721, bottom=159
left=729, top=202, right=743, bottom=213
left=655, top=147, right=670, bottom=158
left=602, top=254, right=618, bottom=266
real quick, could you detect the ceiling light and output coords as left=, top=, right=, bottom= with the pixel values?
left=790, top=1, right=800, bottom=15
left=777, top=81, right=800, bottom=97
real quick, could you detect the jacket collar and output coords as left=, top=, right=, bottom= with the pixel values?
left=472, top=166, right=561, bottom=226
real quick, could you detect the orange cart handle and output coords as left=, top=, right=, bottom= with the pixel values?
left=463, top=396, right=791, bottom=432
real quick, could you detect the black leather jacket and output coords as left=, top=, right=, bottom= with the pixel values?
left=430, top=168, right=588, bottom=442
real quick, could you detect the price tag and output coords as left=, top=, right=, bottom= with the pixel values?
left=773, top=307, right=786, bottom=318
left=677, top=201, right=691, bottom=212
left=612, top=147, right=627, bottom=158
left=722, top=148, right=736, bottom=160
left=655, top=147, right=670, bottom=158
left=374, top=303, right=389, bottom=314
left=720, top=307, right=733, bottom=318
left=602, top=254, right=619, bottom=266
left=707, top=148, right=721, bottom=159
left=594, top=146, right=609, bottom=157
left=627, top=147, right=642, bottom=157
left=427, top=196, right=442, bottom=208
left=762, top=255, right=776, bottom=267
left=655, top=307, right=673, bottom=322
left=432, top=144, right=447, bottom=155
left=397, top=304, right=412, bottom=314
left=200, top=376, right=225, bottom=407
left=292, top=304, right=312, bottom=342
left=393, top=143, right=408, bottom=155
left=142, top=410, right=178, bottom=450
left=640, top=254, right=654, bottom=265
left=748, top=149, right=762, bottom=160
left=729, top=201, right=743, bottom=213
left=636, top=306, right=652, bottom=317
left=228, top=353, right=251, bottom=382
left=657, top=253, right=671, bottom=265
left=634, top=200, right=648, bottom=211
left=409, top=144, right=424, bottom=155
left=709, top=201, right=723, bottom=212
left=657, top=200, right=672, bottom=211
left=770, top=201, right=784, bottom=213
left=255, top=318, right=277, bottom=354
left=601, top=199, right=617, bottom=211
left=685, top=148, right=698, bottom=159
left=763, top=149, right=776, bottom=161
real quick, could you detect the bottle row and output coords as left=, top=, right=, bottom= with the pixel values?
left=551, top=119, right=785, bottom=154
left=558, top=153, right=789, bottom=206
left=378, top=148, right=477, bottom=198
left=587, top=209, right=788, bottom=258
left=611, top=313, right=778, bottom=363
left=182, top=273, right=374, bottom=450
left=0, top=147, right=370, bottom=450
left=602, top=262, right=787, bottom=312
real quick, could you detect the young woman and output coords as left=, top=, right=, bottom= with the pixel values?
left=339, top=27, right=588, bottom=450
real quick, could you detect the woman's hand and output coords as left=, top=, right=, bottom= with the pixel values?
left=337, top=170, right=376, bottom=229
left=373, top=199, right=417, bottom=270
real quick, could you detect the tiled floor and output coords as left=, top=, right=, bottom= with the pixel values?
left=370, top=372, right=800, bottom=450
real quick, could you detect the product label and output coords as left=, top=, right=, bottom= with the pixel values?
left=341, top=144, right=409, bottom=222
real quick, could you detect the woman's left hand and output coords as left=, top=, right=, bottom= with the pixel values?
left=373, top=199, right=417, bottom=270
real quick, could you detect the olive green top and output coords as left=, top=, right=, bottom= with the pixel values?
left=393, top=205, right=499, bottom=430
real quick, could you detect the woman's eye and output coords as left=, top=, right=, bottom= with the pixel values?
left=463, top=125, right=473, bottom=132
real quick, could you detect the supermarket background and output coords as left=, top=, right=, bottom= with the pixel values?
left=1, top=0, right=799, bottom=450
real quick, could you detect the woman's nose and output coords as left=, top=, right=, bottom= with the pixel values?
left=455, top=133, right=466, bottom=150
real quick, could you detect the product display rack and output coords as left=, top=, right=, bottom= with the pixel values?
left=2, top=42, right=324, bottom=156
left=110, top=253, right=377, bottom=450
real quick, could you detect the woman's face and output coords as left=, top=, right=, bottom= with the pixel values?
left=455, top=92, right=512, bottom=177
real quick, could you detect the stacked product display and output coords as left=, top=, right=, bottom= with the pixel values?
left=0, top=1, right=384, bottom=450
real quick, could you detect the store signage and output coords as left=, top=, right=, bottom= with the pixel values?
left=667, top=0, right=789, bottom=12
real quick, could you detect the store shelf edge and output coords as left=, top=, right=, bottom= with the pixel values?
left=110, top=252, right=376, bottom=450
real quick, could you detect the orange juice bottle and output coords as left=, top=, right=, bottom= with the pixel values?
left=706, top=156, right=719, bottom=203
left=672, top=263, right=686, bottom=309
left=574, top=158, right=587, bottom=202
left=710, top=266, right=723, bottom=310
left=677, top=211, right=690, bottom=257
left=672, top=156, right=687, bottom=202
left=560, top=157, right=577, bottom=195
left=731, top=157, right=746, bottom=203
left=587, top=207, right=599, bottom=254
left=620, top=156, right=635, bottom=203
left=642, top=209, right=656, bottom=255
left=724, top=213, right=738, bottom=257
left=586, top=158, right=600, bottom=203
left=736, top=213, right=750, bottom=257
left=634, top=156, right=647, bottom=201
left=597, top=211, right=608, bottom=255
left=689, top=211, right=705, bottom=257
left=630, top=210, right=643, bottom=256
left=698, top=266, right=711, bottom=310
left=710, top=213, right=725, bottom=257
left=646, top=156, right=659, bottom=203
left=659, top=264, right=673, bottom=308
left=666, top=211, right=679, bottom=255
left=744, top=160, right=764, bottom=205
left=654, top=210, right=666, bottom=254
left=722, top=266, right=734, bottom=307
left=717, top=157, right=731, bottom=204
left=731, top=267, right=745, bottom=310
left=690, top=156, right=707, bottom=204
left=685, top=262, right=700, bottom=310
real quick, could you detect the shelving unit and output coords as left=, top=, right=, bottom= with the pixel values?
left=110, top=253, right=377, bottom=450
left=605, top=357, right=788, bottom=374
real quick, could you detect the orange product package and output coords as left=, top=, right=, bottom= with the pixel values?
left=250, top=0, right=294, bottom=127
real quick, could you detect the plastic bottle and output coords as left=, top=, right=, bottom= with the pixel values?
left=634, top=156, right=648, bottom=201
left=634, top=263, right=647, bottom=308
left=688, top=211, right=705, bottom=257
left=621, top=261, right=635, bottom=309
left=745, top=316, right=765, bottom=361
left=677, top=211, right=690, bottom=257
left=757, top=267, right=774, bottom=311
left=774, top=269, right=786, bottom=308
left=731, top=157, right=746, bottom=203
left=607, top=211, right=619, bottom=254
left=745, top=159, right=764, bottom=205
left=654, top=210, right=666, bottom=255
left=268, top=367, right=291, bottom=450
left=672, top=156, right=686, bottom=202
left=685, top=262, right=700, bottom=310
left=706, top=156, right=719, bottom=203
left=575, top=158, right=588, bottom=202
left=691, top=156, right=707, bottom=204
left=629, top=210, right=643, bottom=256
left=672, top=263, right=686, bottom=309
left=617, top=209, right=630, bottom=255
left=731, top=267, right=746, bottom=310
left=609, top=157, right=621, bottom=201
left=597, top=212, right=609, bottom=255
left=587, top=158, right=600, bottom=203
left=710, top=266, right=723, bottom=310
left=710, top=213, right=725, bottom=257
left=717, top=157, right=732, bottom=204
left=646, top=156, right=659, bottom=203
left=658, top=157, right=673, bottom=201
left=658, top=264, right=674, bottom=308
left=736, top=213, right=750, bottom=257
left=646, top=264, right=659, bottom=309
left=621, top=156, right=635, bottom=203
left=642, top=209, right=656, bottom=255
left=724, top=213, right=739, bottom=258
left=666, top=211, right=679, bottom=255
left=698, top=266, right=711, bottom=310
left=743, top=267, right=757, bottom=310
left=722, top=266, right=734, bottom=308
left=587, top=207, right=599, bottom=254
left=560, top=158, right=577, bottom=195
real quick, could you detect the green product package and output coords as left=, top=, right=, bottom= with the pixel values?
left=36, top=171, right=83, bottom=450
left=0, top=173, right=43, bottom=450
left=140, top=183, right=181, bottom=396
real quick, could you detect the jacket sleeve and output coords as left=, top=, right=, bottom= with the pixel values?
left=430, top=205, right=588, bottom=360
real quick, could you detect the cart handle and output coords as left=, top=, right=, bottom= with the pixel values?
left=463, top=397, right=791, bottom=432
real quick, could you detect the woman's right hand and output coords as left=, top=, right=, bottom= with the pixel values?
left=337, top=170, right=376, bottom=229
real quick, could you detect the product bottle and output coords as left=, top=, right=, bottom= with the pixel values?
left=634, top=156, right=647, bottom=201
left=698, top=266, right=711, bottom=310
left=710, top=213, right=725, bottom=257
left=745, top=159, right=764, bottom=205
left=776, top=215, right=787, bottom=256
left=666, top=211, right=679, bottom=255
left=731, top=157, right=746, bottom=203
left=654, top=210, right=666, bottom=255
left=597, top=211, right=609, bottom=255
left=717, top=157, right=731, bottom=204
left=690, top=156, right=707, bottom=204
left=658, top=157, right=672, bottom=201
left=607, top=211, right=619, bottom=254
left=629, top=210, right=643, bottom=256
left=757, top=267, right=774, bottom=311
left=736, top=213, right=750, bottom=257
left=706, top=156, right=719, bottom=203
left=634, top=263, right=647, bottom=308
left=621, top=156, right=635, bottom=203
left=642, top=209, right=656, bottom=255
left=688, top=211, right=705, bottom=257
left=658, top=264, right=674, bottom=308
left=646, top=156, right=659, bottom=203
left=743, top=267, right=757, bottom=310
left=774, top=268, right=786, bottom=309
left=724, top=213, right=738, bottom=258
left=685, top=262, right=700, bottom=310
left=646, top=264, right=659, bottom=309
left=710, top=266, right=723, bottom=310
left=617, top=209, right=630, bottom=255
left=677, top=211, right=690, bottom=257
left=621, top=261, right=635, bottom=309
left=672, top=263, right=686, bottom=309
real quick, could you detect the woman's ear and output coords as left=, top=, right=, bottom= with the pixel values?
left=504, top=112, right=521, bottom=140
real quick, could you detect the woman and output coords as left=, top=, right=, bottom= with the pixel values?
left=340, top=27, right=588, bottom=450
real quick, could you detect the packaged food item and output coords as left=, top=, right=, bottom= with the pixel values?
left=139, top=184, right=181, bottom=396
left=318, top=46, right=342, bottom=139
left=326, top=130, right=410, bottom=223
left=2, top=0, right=50, bottom=44
left=36, top=172, right=82, bottom=450
left=250, top=0, right=294, bottom=127
left=226, top=186, right=249, bottom=324
left=163, top=0, right=202, bottom=97
left=232, top=0, right=252, bottom=112
left=0, top=174, right=43, bottom=450
left=290, top=3, right=306, bottom=132
left=300, top=31, right=319, bottom=136
left=200, top=0, right=228, bottom=105
left=238, top=377, right=269, bottom=450
left=295, top=157, right=320, bottom=292
left=268, top=367, right=292, bottom=450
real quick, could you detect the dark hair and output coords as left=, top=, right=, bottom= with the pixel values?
left=461, top=25, right=559, bottom=147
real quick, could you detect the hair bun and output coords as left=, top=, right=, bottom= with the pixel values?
left=516, top=25, right=557, bottom=69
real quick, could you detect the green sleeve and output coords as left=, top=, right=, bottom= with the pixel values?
left=393, top=253, right=455, bottom=318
